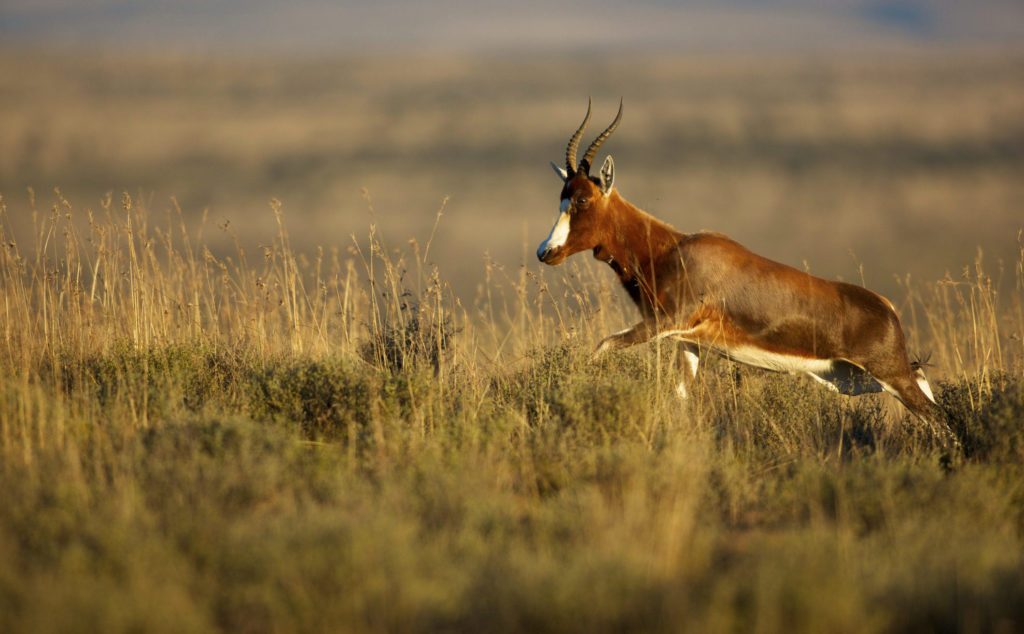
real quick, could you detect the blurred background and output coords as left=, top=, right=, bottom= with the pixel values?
left=2, top=0, right=1023, bottom=304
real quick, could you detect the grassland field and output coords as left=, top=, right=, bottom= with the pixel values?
left=3, top=50, right=1024, bottom=300
left=1, top=49, right=1024, bottom=633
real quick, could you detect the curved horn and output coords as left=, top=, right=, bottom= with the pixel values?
left=565, top=97, right=592, bottom=174
left=580, top=98, right=623, bottom=173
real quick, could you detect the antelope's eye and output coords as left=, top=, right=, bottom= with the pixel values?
left=576, top=197, right=589, bottom=207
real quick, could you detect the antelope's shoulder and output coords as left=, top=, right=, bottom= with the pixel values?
left=673, top=230, right=753, bottom=264
left=678, top=230, right=742, bottom=251
left=679, top=231, right=820, bottom=278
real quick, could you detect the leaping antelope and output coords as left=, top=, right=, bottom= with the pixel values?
left=537, top=99, right=954, bottom=444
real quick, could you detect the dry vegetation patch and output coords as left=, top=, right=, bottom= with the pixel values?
left=2, top=47, right=1023, bottom=633
left=1, top=191, right=1023, bottom=632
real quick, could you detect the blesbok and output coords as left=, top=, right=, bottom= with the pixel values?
left=537, top=99, right=955, bottom=445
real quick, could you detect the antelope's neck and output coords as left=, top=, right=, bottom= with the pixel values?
left=593, top=193, right=683, bottom=308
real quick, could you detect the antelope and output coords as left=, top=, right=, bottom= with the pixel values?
left=537, top=99, right=955, bottom=446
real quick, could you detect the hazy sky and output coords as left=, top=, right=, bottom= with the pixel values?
left=3, top=0, right=1023, bottom=55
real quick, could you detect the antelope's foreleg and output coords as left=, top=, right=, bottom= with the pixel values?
left=592, top=320, right=657, bottom=360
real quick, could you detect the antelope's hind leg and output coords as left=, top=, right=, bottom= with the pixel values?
left=674, top=342, right=701, bottom=400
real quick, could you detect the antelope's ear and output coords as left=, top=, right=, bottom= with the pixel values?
left=550, top=161, right=570, bottom=182
left=599, top=155, right=615, bottom=195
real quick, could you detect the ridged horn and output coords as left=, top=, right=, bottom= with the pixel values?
left=565, top=97, right=592, bottom=174
left=580, top=98, right=623, bottom=173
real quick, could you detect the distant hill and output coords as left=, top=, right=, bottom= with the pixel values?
left=2, top=0, right=1023, bottom=55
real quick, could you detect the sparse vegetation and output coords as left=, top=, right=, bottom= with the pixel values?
left=1, top=186, right=1022, bottom=633
left=3, top=51, right=1024, bottom=306
left=2, top=47, right=1023, bottom=633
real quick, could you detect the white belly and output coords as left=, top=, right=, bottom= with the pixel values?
left=660, top=334, right=885, bottom=397
left=724, top=345, right=835, bottom=374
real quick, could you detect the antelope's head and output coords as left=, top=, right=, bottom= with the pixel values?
left=536, top=99, right=622, bottom=265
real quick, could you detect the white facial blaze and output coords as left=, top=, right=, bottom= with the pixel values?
left=538, top=199, right=572, bottom=255
left=915, top=370, right=936, bottom=403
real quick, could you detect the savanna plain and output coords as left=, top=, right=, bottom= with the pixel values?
left=1, top=50, right=1024, bottom=633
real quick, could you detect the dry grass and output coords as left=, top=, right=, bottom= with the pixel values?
left=2, top=50, right=1023, bottom=302
left=1, top=49, right=1023, bottom=633
left=1, top=189, right=1023, bottom=632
